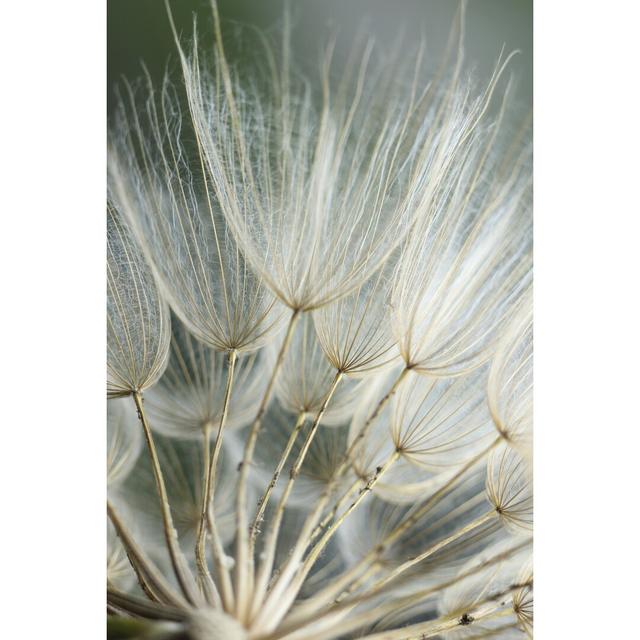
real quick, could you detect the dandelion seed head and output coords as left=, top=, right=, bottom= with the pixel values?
left=106, top=3, right=533, bottom=638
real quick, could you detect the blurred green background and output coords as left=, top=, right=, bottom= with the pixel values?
left=108, top=0, right=531, bottom=116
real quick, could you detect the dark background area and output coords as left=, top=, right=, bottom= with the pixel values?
left=108, top=0, right=532, bottom=118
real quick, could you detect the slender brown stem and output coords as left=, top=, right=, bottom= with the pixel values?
left=132, top=391, right=200, bottom=605
left=195, top=421, right=220, bottom=606
left=195, top=349, right=238, bottom=608
left=272, top=527, right=520, bottom=640
left=307, top=476, right=360, bottom=547
left=234, top=309, right=301, bottom=620
left=372, top=510, right=496, bottom=592
left=271, top=538, right=530, bottom=640
left=352, top=580, right=529, bottom=640
left=286, top=450, right=401, bottom=601
left=107, top=587, right=186, bottom=622
left=309, top=367, right=411, bottom=542
left=304, top=370, right=411, bottom=547
left=250, top=411, right=307, bottom=544
left=251, top=367, right=410, bottom=633
left=249, top=372, right=343, bottom=621
left=107, top=500, right=186, bottom=608
left=278, top=438, right=500, bottom=628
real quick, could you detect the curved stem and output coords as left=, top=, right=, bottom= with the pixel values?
left=132, top=391, right=200, bottom=605
left=195, top=349, right=238, bottom=608
left=234, top=309, right=301, bottom=620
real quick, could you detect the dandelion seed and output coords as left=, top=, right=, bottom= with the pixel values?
left=348, top=366, right=497, bottom=500
left=313, top=259, right=401, bottom=376
left=145, top=315, right=269, bottom=440
left=172, top=6, right=505, bottom=316
left=109, top=75, right=283, bottom=355
left=392, top=117, right=532, bottom=377
left=488, top=291, right=533, bottom=461
left=107, top=204, right=171, bottom=398
left=485, top=444, right=533, bottom=534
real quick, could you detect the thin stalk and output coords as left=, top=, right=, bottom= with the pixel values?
left=338, top=368, right=411, bottom=479
left=249, top=372, right=344, bottom=622
left=272, top=538, right=531, bottom=640
left=112, top=548, right=160, bottom=605
left=404, top=614, right=516, bottom=640
left=234, top=309, right=301, bottom=619
left=282, top=439, right=499, bottom=626
left=207, top=508, right=236, bottom=611
left=132, top=391, right=200, bottom=605
left=195, top=349, right=238, bottom=608
left=250, top=411, right=308, bottom=544
left=337, top=539, right=529, bottom=625
left=251, top=367, right=410, bottom=633
left=353, top=580, right=529, bottom=640
left=306, top=367, right=421, bottom=543
left=369, top=509, right=496, bottom=593
left=195, top=420, right=220, bottom=606
left=107, top=588, right=186, bottom=622
left=285, top=450, right=401, bottom=603
left=107, top=500, right=186, bottom=608
left=308, top=475, right=362, bottom=545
